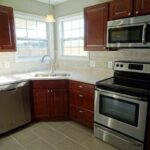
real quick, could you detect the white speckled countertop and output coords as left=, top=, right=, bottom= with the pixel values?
left=0, top=70, right=109, bottom=86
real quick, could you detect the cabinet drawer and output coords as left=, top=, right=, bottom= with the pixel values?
left=73, top=91, right=94, bottom=111
left=70, top=105, right=94, bottom=128
left=32, top=80, right=68, bottom=89
left=69, top=80, right=94, bottom=94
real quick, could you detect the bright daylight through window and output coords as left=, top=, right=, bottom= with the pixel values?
left=59, top=14, right=87, bottom=58
left=15, top=13, right=49, bottom=60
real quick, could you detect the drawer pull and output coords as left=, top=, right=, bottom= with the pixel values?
left=78, top=85, right=83, bottom=88
left=79, top=94, right=83, bottom=97
left=78, top=110, right=83, bottom=113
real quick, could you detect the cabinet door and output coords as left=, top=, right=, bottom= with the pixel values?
left=109, top=0, right=133, bottom=20
left=0, top=5, right=16, bottom=51
left=84, top=3, right=108, bottom=51
left=52, top=89, right=68, bottom=119
left=135, top=0, right=150, bottom=15
left=33, top=89, right=49, bottom=120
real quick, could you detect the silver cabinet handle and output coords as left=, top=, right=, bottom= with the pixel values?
left=78, top=85, right=83, bottom=88
left=79, top=94, right=83, bottom=97
left=47, top=90, right=50, bottom=93
left=78, top=110, right=83, bottom=113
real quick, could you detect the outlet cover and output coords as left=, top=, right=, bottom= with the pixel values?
left=108, top=61, right=113, bottom=69
left=90, top=60, right=96, bottom=68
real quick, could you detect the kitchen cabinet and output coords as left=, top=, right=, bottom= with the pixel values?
left=32, top=80, right=69, bottom=121
left=109, top=0, right=150, bottom=20
left=0, top=5, right=16, bottom=51
left=84, top=3, right=108, bottom=51
left=135, top=0, right=150, bottom=16
left=69, top=80, right=94, bottom=128
left=109, top=0, right=133, bottom=20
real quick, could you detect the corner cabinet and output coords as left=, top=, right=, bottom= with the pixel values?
left=31, top=80, right=69, bottom=121
left=135, top=0, right=150, bottom=15
left=109, top=0, right=133, bottom=20
left=84, top=3, right=108, bottom=51
left=0, top=5, right=16, bottom=51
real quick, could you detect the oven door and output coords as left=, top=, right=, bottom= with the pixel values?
left=94, top=88, right=148, bottom=141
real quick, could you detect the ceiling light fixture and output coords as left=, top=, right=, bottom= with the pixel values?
left=45, top=0, right=55, bottom=23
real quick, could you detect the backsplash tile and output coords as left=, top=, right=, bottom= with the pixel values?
left=56, top=49, right=150, bottom=79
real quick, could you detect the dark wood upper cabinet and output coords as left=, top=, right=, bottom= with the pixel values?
left=109, top=0, right=133, bottom=20
left=0, top=5, right=16, bottom=51
left=135, top=0, right=150, bottom=15
left=84, top=3, right=108, bottom=51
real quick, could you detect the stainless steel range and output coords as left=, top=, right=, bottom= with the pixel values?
left=94, top=61, right=150, bottom=150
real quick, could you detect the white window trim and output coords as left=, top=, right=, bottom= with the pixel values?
left=14, top=11, right=54, bottom=62
left=57, top=12, right=89, bottom=61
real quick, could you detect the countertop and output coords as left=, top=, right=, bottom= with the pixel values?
left=0, top=70, right=109, bottom=86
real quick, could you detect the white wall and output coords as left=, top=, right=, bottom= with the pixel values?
left=0, top=0, right=50, bottom=75
left=54, top=0, right=150, bottom=78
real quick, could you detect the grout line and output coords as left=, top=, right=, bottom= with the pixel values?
left=11, top=136, right=27, bottom=150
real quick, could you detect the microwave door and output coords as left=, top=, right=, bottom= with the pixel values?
left=107, top=24, right=146, bottom=48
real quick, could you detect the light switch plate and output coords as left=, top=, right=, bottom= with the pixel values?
left=90, top=60, right=96, bottom=68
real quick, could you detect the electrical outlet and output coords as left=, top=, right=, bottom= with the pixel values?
left=90, top=60, right=96, bottom=68
left=108, top=61, right=113, bottom=69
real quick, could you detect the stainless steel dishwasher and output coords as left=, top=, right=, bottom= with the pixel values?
left=0, top=81, right=31, bottom=134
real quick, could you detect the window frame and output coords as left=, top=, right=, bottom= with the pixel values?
left=14, top=11, right=54, bottom=62
left=57, top=12, right=89, bottom=61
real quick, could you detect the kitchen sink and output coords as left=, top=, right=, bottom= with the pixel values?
left=34, top=73, right=70, bottom=77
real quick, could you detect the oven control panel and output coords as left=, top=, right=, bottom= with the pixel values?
left=114, top=61, right=150, bottom=73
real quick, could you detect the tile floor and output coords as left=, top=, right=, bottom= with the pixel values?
left=0, top=121, right=118, bottom=150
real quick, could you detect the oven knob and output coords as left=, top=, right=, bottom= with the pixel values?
left=116, top=64, right=119, bottom=67
left=120, top=64, right=124, bottom=67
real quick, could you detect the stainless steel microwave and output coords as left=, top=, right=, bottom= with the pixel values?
left=107, top=15, right=150, bottom=48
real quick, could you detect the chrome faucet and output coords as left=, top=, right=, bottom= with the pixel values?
left=41, top=55, right=55, bottom=73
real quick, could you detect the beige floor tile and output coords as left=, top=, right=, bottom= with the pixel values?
left=59, top=123, right=91, bottom=144
left=12, top=128, right=39, bottom=145
left=31, top=123, right=66, bottom=145
left=54, top=138, right=87, bottom=150
left=46, top=121, right=69, bottom=130
left=24, top=139, right=56, bottom=150
left=82, top=137, right=118, bottom=150
left=0, top=136, right=25, bottom=150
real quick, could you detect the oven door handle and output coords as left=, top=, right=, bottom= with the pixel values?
left=95, top=88, right=146, bottom=101
left=142, top=23, right=147, bottom=44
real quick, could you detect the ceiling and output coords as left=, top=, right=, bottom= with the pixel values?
left=35, top=0, right=69, bottom=5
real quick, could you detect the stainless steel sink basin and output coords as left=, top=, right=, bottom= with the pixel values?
left=34, top=73, right=70, bottom=77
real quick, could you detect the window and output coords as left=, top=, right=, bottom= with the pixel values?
left=15, top=12, right=51, bottom=61
left=58, top=13, right=88, bottom=59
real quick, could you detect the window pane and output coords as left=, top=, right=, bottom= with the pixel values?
left=64, top=30, right=71, bottom=38
left=16, top=29, right=27, bottom=38
left=72, top=20, right=80, bottom=29
left=37, top=22, right=46, bottom=30
left=71, top=29, right=80, bottom=38
left=71, top=40, right=79, bottom=47
left=37, top=30, right=47, bottom=39
left=15, top=18, right=26, bottom=28
left=17, top=39, right=48, bottom=58
left=27, top=20, right=36, bottom=29
left=64, top=41, right=71, bottom=48
left=27, top=29, right=37, bottom=38
left=64, top=21, right=71, bottom=30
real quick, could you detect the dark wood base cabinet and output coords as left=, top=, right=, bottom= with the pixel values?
left=31, top=80, right=69, bottom=121
left=69, top=80, right=94, bottom=128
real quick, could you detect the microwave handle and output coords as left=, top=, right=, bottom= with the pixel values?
left=142, top=23, right=147, bottom=44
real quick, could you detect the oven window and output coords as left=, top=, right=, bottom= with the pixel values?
left=108, top=25, right=143, bottom=43
left=99, top=95, right=139, bottom=126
